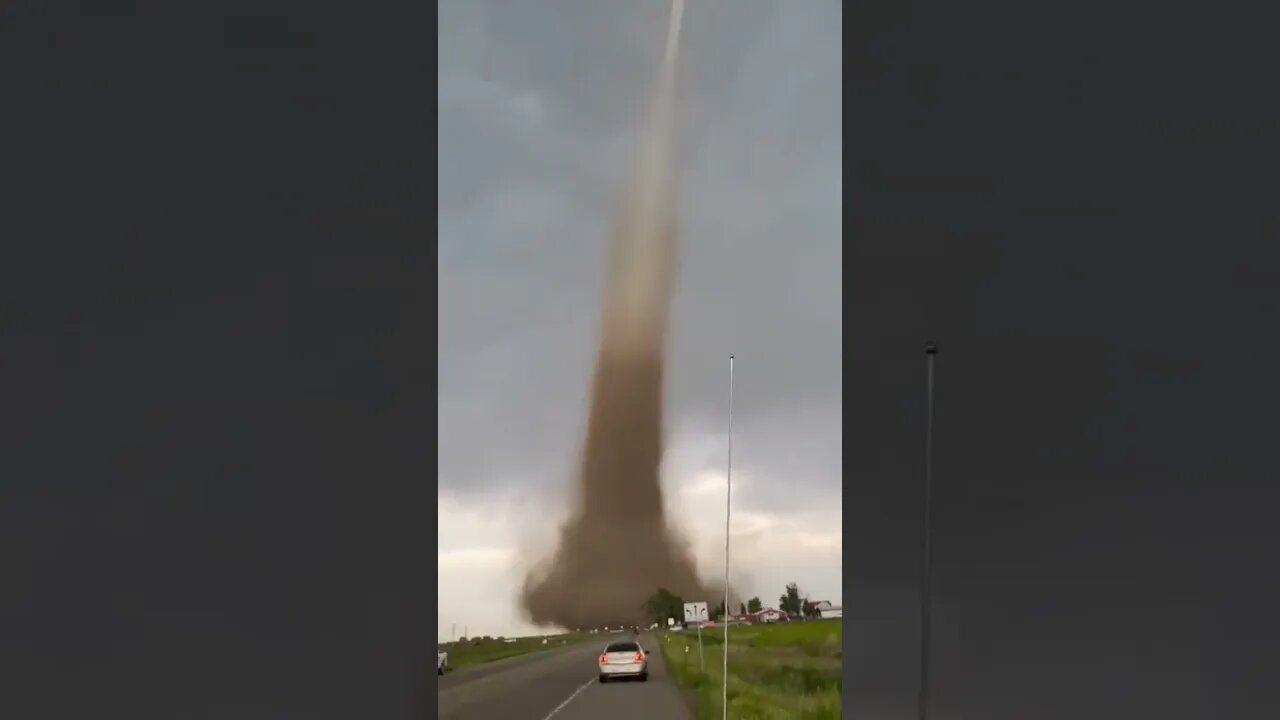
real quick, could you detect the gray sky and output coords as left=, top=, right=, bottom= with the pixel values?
left=438, top=0, right=841, bottom=639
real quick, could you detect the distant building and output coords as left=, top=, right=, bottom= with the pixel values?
left=812, top=600, right=842, bottom=619
left=731, top=608, right=787, bottom=624
left=756, top=608, right=787, bottom=623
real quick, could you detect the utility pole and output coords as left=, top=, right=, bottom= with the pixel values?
left=919, top=342, right=938, bottom=720
left=723, top=354, right=735, bottom=720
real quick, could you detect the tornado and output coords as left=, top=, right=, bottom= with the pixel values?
left=519, top=0, right=713, bottom=629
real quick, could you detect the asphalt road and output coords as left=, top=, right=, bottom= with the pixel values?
left=437, top=633, right=692, bottom=720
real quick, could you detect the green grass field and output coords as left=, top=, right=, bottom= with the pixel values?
left=659, top=620, right=842, bottom=719
left=439, top=632, right=594, bottom=671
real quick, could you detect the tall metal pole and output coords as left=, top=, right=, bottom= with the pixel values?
left=697, top=620, right=704, bottom=671
left=919, top=342, right=938, bottom=720
left=723, top=354, right=734, bottom=720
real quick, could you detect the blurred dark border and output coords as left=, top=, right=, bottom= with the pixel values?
left=844, top=0, right=1280, bottom=717
left=0, top=1, right=438, bottom=718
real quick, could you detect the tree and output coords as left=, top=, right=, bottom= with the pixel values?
left=747, top=597, right=763, bottom=613
left=712, top=600, right=726, bottom=620
left=779, top=582, right=803, bottom=617
left=738, top=602, right=747, bottom=615
left=646, top=588, right=684, bottom=626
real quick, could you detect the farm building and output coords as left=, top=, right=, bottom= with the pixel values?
left=811, top=600, right=842, bottom=619
left=730, top=608, right=788, bottom=624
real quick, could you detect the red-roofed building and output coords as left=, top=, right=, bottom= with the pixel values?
left=731, top=607, right=788, bottom=624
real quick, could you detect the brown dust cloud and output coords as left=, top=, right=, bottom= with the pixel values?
left=519, top=0, right=723, bottom=630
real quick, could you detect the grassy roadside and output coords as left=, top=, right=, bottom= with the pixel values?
left=658, top=620, right=842, bottom=719
left=439, top=632, right=595, bottom=671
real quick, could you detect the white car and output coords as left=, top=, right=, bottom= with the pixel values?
left=597, top=640, right=648, bottom=683
left=437, top=651, right=449, bottom=675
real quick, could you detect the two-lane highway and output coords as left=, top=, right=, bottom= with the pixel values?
left=438, top=634, right=691, bottom=720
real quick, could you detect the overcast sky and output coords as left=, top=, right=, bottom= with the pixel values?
left=437, top=0, right=841, bottom=639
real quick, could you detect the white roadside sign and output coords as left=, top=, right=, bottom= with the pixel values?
left=683, top=601, right=709, bottom=671
left=683, top=601, right=708, bottom=624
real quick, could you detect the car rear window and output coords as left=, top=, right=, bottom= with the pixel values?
left=605, top=642, right=639, bottom=653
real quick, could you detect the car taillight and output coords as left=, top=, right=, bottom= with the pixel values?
left=599, top=655, right=608, bottom=664
left=634, top=652, right=644, bottom=662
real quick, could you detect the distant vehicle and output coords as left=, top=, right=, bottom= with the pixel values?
left=597, top=640, right=648, bottom=683
left=437, top=651, right=449, bottom=675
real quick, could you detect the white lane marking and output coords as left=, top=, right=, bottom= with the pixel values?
left=540, top=677, right=596, bottom=720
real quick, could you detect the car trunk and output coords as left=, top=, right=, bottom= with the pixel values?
left=605, top=650, right=643, bottom=664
